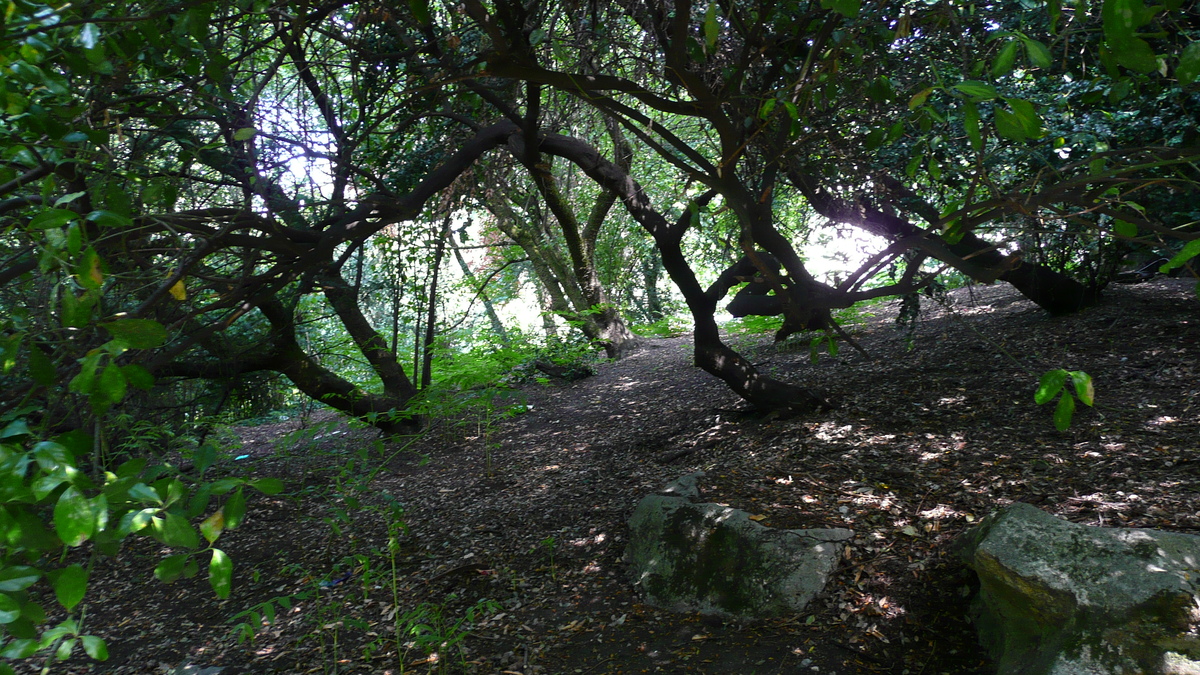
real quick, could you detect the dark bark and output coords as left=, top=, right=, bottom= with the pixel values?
left=319, top=271, right=417, bottom=401
left=159, top=297, right=417, bottom=432
left=792, top=170, right=1099, bottom=315
left=259, top=300, right=417, bottom=431
left=421, top=217, right=452, bottom=389
left=537, top=132, right=828, bottom=412
left=507, top=134, right=640, bottom=359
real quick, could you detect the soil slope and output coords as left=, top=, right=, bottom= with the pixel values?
left=20, top=278, right=1199, bottom=675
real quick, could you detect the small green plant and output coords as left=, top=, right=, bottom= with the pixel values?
left=535, top=535, right=559, bottom=581
left=0, top=419, right=282, bottom=670
left=397, top=597, right=501, bottom=673
left=808, top=331, right=839, bottom=364
left=1035, top=369, right=1095, bottom=430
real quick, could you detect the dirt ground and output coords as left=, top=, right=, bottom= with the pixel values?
left=18, top=277, right=1199, bottom=675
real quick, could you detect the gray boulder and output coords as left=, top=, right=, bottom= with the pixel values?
left=956, top=502, right=1200, bottom=675
left=626, top=473, right=853, bottom=619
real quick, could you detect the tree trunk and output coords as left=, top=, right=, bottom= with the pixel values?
left=254, top=298, right=416, bottom=431
left=421, top=217, right=452, bottom=389
left=642, top=256, right=666, bottom=321
left=795, top=171, right=1099, bottom=315
left=538, top=132, right=829, bottom=411
left=450, top=228, right=509, bottom=342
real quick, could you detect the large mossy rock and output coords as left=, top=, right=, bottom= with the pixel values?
left=956, top=502, right=1200, bottom=675
left=626, top=472, right=853, bottom=619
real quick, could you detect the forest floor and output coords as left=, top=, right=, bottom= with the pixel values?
left=20, top=278, right=1200, bottom=675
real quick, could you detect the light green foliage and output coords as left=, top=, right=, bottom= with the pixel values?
left=1035, top=369, right=1096, bottom=430
left=724, top=315, right=785, bottom=335
left=631, top=315, right=693, bottom=337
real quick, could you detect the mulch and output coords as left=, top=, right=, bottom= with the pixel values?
left=17, top=277, right=1198, bottom=675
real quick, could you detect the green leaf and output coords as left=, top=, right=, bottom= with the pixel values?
left=60, top=290, right=97, bottom=328
left=954, top=81, right=999, bottom=100
left=1102, top=0, right=1144, bottom=45
left=1, top=638, right=38, bottom=658
left=210, top=478, right=243, bottom=495
left=128, top=482, right=162, bottom=504
left=187, top=483, right=213, bottom=519
left=704, top=1, right=719, bottom=51
left=1007, top=98, right=1043, bottom=137
left=1053, top=393, right=1076, bottom=431
left=991, top=40, right=1019, bottom=78
left=29, top=209, right=78, bottom=229
left=74, top=247, right=105, bottom=290
left=831, top=0, right=861, bottom=18
left=865, top=127, right=886, bottom=150
left=116, top=457, right=147, bottom=478
left=122, top=364, right=155, bottom=390
left=155, top=512, right=199, bottom=548
left=81, top=635, right=108, bottom=661
left=56, top=638, right=77, bottom=661
left=994, top=108, right=1026, bottom=141
left=154, top=553, right=189, bottom=583
left=200, top=509, right=224, bottom=544
left=28, top=344, right=55, bottom=385
left=0, top=567, right=41, bottom=592
left=758, top=97, right=776, bottom=120
left=54, top=487, right=95, bottom=546
left=224, top=488, right=247, bottom=529
left=86, top=210, right=133, bottom=228
left=118, top=508, right=157, bottom=535
left=0, top=420, right=32, bottom=439
left=78, top=24, right=101, bottom=49
left=1035, top=369, right=1069, bottom=404
left=100, top=319, right=167, bottom=349
left=209, top=549, right=232, bottom=599
left=1024, top=38, right=1052, bottom=68
left=9, top=509, right=60, bottom=551
left=1114, top=37, right=1158, bottom=73
left=54, top=564, right=88, bottom=611
left=0, top=593, right=20, bottom=623
left=408, top=0, right=432, bottom=24
left=1113, top=220, right=1138, bottom=237
left=34, top=441, right=73, bottom=470
left=908, top=87, right=933, bottom=110
left=1069, top=371, right=1095, bottom=406
left=250, top=478, right=284, bottom=495
left=166, top=478, right=186, bottom=506
left=95, top=363, right=127, bottom=409
left=232, top=127, right=257, bottom=141
left=1160, top=239, right=1200, bottom=273
left=69, top=352, right=103, bottom=394
left=964, top=101, right=982, bottom=151
left=1178, top=41, right=1200, bottom=84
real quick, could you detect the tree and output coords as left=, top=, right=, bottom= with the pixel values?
left=467, top=0, right=1198, bottom=407
left=2, top=0, right=1197, bottom=435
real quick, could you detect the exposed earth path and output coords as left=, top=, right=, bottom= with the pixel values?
left=22, top=279, right=1199, bottom=675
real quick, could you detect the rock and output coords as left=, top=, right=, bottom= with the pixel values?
left=660, top=470, right=704, bottom=499
left=956, top=502, right=1200, bottom=675
left=626, top=476, right=853, bottom=619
